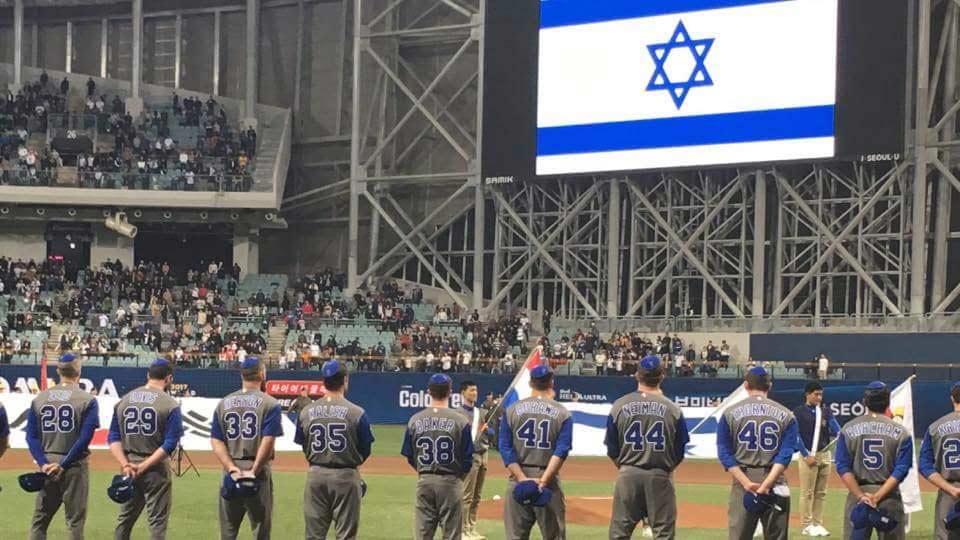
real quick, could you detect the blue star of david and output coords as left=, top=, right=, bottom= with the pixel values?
left=646, top=21, right=715, bottom=109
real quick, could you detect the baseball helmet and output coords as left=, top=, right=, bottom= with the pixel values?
left=18, top=472, right=47, bottom=492
left=107, top=475, right=136, bottom=504
left=512, top=479, right=552, bottom=507
left=742, top=492, right=779, bottom=515
left=220, top=473, right=261, bottom=501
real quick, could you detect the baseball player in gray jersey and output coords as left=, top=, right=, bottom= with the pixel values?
left=25, top=353, right=100, bottom=540
left=604, top=355, right=689, bottom=540
left=716, top=366, right=798, bottom=540
left=107, top=358, right=184, bottom=540
left=294, top=360, right=375, bottom=540
left=835, top=381, right=914, bottom=540
left=499, top=364, right=573, bottom=540
left=210, top=357, right=284, bottom=540
left=401, top=373, right=474, bottom=540
left=459, top=379, right=493, bottom=540
left=919, top=382, right=960, bottom=540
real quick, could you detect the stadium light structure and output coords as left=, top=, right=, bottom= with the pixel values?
left=104, top=212, right=138, bottom=239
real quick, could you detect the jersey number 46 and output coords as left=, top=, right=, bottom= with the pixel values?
left=737, top=420, right=779, bottom=452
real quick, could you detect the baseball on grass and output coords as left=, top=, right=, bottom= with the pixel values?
left=493, top=495, right=501, bottom=501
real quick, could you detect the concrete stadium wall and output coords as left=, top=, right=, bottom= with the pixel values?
left=0, top=221, right=46, bottom=262
left=90, top=223, right=134, bottom=269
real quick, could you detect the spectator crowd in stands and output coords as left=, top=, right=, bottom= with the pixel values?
left=1, top=72, right=256, bottom=191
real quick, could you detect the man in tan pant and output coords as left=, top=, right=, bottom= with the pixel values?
left=793, top=382, right=841, bottom=537
left=459, top=381, right=491, bottom=540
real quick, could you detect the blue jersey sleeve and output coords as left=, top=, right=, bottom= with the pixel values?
left=554, top=418, right=573, bottom=459
left=293, top=421, right=305, bottom=446
left=357, top=413, right=375, bottom=462
left=60, top=399, right=100, bottom=468
left=675, top=413, right=690, bottom=465
left=716, top=415, right=737, bottom=470
left=107, top=407, right=122, bottom=444
left=834, top=432, right=852, bottom=476
left=499, top=414, right=517, bottom=466
left=26, top=406, right=49, bottom=466
left=604, top=415, right=620, bottom=460
left=828, top=416, right=842, bottom=437
left=210, top=412, right=225, bottom=442
left=262, top=404, right=283, bottom=437
left=0, top=406, right=8, bottom=438
left=400, top=427, right=416, bottom=470
left=460, top=424, right=475, bottom=474
left=774, top=418, right=798, bottom=467
left=919, top=431, right=936, bottom=479
left=891, top=436, right=914, bottom=483
left=161, top=408, right=184, bottom=456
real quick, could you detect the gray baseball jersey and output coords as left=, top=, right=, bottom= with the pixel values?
left=920, top=411, right=960, bottom=540
left=500, top=396, right=573, bottom=468
left=606, top=392, right=689, bottom=540
left=836, top=413, right=912, bottom=485
left=606, top=391, right=688, bottom=470
left=109, top=386, right=184, bottom=461
left=717, top=396, right=798, bottom=540
left=211, top=389, right=284, bottom=461
left=295, top=396, right=374, bottom=468
left=27, top=383, right=99, bottom=464
left=211, top=389, right=284, bottom=540
left=403, top=407, right=474, bottom=475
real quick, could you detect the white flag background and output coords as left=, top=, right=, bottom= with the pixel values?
left=890, top=377, right=922, bottom=515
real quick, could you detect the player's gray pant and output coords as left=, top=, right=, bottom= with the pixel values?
left=415, top=473, right=463, bottom=540
left=609, top=467, right=676, bottom=540
left=304, top=466, right=362, bottom=540
left=463, top=452, right=488, bottom=534
left=115, top=464, right=173, bottom=540
left=504, top=466, right=566, bottom=540
left=842, top=487, right=905, bottom=540
left=727, top=467, right=789, bottom=540
left=219, top=466, right=273, bottom=540
left=935, top=488, right=960, bottom=540
left=30, top=461, right=89, bottom=540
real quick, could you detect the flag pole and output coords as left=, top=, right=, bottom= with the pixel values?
left=482, top=346, right=544, bottom=425
left=39, top=343, right=48, bottom=391
left=688, top=382, right=747, bottom=434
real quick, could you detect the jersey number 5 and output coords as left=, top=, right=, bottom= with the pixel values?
left=624, top=420, right=666, bottom=452
left=737, top=420, right=779, bottom=452
left=862, top=438, right=885, bottom=470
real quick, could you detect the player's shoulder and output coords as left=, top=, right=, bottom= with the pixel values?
left=930, top=411, right=960, bottom=436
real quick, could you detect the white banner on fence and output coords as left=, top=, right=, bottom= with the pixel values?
left=0, top=393, right=302, bottom=453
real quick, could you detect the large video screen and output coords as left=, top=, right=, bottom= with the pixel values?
left=481, top=0, right=907, bottom=182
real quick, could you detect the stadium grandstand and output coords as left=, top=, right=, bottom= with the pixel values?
left=0, top=0, right=958, bottom=538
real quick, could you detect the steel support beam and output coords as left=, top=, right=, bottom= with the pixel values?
left=13, top=0, right=24, bottom=88
left=911, top=0, right=932, bottom=315
left=752, top=170, right=766, bottom=317
left=606, top=179, right=621, bottom=316
left=100, top=18, right=108, bottom=78
left=132, top=0, right=143, bottom=97
left=245, top=0, right=260, bottom=119
left=213, top=11, right=221, bottom=95
left=933, top=3, right=959, bottom=307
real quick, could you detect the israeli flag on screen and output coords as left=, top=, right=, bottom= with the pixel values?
left=536, top=0, right=838, bottom=175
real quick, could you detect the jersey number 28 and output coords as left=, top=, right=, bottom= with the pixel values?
left=39, top=405, right=75, bottom=433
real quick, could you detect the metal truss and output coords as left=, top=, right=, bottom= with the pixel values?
left=346, top=0, right=486, bottom=310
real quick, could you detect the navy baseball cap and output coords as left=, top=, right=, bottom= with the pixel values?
left=945, top=501, right=960, bottom=531
left=866, top=381, right=887, bottom=391
left=530, top=365, right=552, bottom=381
left=850, top=502, right=898, bottom=536
left=512, top=480, right=552, bottom=507
left=107, top=475, right=135, bottom=504
left=742, top=492, right=778, bottom=515
left=321, top=360, right=345, bottom=379
left=428, top=373, right=452, bottom=386
left=18, top=472, right=47, bottom=492
left=240, top=357, right=261, bottom=370
left=151, top=358, right=170, bottom=368
left=59, top=353, right=77, bottom=364
left=220, top=474, right=261, bottom=501
left=747, top=366, right=768, bottom=377
left=639, top=355, right=661, bottom=371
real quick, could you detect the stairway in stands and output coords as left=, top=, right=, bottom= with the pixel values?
left=266, top=319, right=288, bottom=357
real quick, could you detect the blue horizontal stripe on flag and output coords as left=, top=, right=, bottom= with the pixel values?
left=540, top=0, right=794, bottom=29
left=537, top=105, right=835, bottom=156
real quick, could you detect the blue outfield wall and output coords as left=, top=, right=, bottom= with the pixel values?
left=751, top=332, right=960, bottom=380
left=0, top=365, right=955, bottom=436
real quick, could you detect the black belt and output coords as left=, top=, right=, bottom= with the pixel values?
left=519, top=464, right=547, bottom=469
left=310, top=464, right=357, bottom=470
left=419, top=471, right=459, bottom=477
left=235, top=456, right=258, bottom=461
left=626, top=464, right=671, bottom=473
